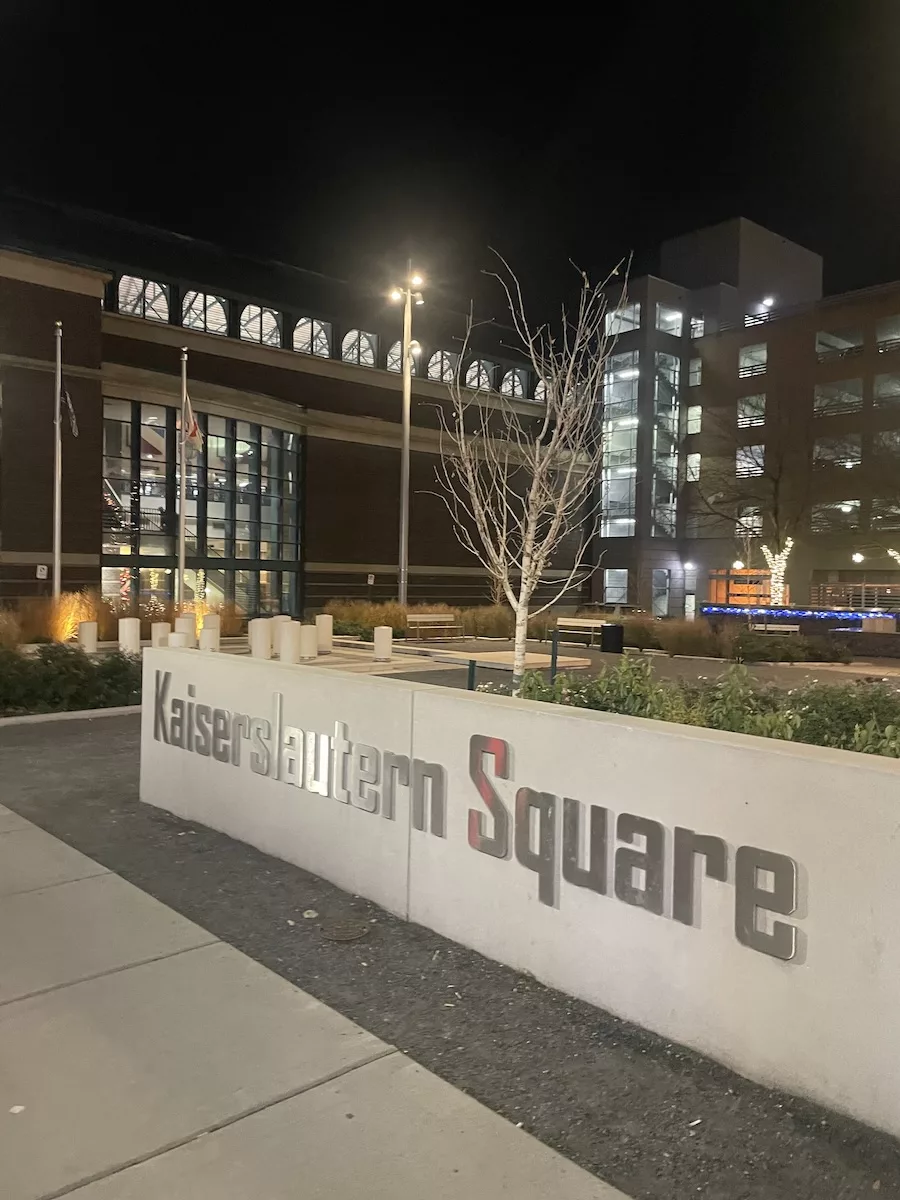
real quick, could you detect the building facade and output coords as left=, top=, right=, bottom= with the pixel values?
left=594, top=216, right=900, bottom=613
left=0, top=197, right=558, bottom=616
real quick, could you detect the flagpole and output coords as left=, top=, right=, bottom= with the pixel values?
left=177, top=347, right=188, bottom=613
left=52, top=322, right=63, bottom=602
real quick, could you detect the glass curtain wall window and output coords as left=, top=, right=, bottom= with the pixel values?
left=652, top=352, right=680, bottom=536
left=293, top=317, right=331, bottom=357
left=341, top=329, right=377, bottom=366
left=427, top=350, right=457, bottom=382
left=102, top=398, right=303, bottom=618
left=240, top=304, right=282, bottom=347
left=656, top=305, right=683, bottom=337
left=604, top=303, right=640, bottom=335
left=117, top=275, right=169, bottom=322
left=601, top=350, right=639, bottom=536
left=603, top=568, right=629, bottom=604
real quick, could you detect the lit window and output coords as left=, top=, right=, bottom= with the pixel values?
left=533, top=378, right=547, bottom=402
left=686, top=452, right=701, bottom=482
left=874, top=429, right=900, bottom=456
left=689, top=358, right=702, bottom=387
left=736, top=445, right=764, bottom=477
left=387, top=341, right=403, bottom=372
left=240, top=304, right=281, bottom=347
left=500, top=368, right=527, bottom=398
left=813, top=435, right=861, bottom=468
left=874, top=374, right=900, bottom=407
left=656, top=305, right=683, bottom=337
left=816, top=329, right=863, bottom=362
left=736, top=506, right=763, bottom=537
left=871, top=499, right=900, bottom=529
left=117, top=275, right=169, bottom=322
left=814, top=379, right=862, bottom=416
left=293, top=317, right=331, bottom=357
left=737, top=393, right=766, bottom=427
left=686, top=405, right=702, bottom=435
left=652, top=568, right=670, bottom=618
left=811, top=500, right=860, bottom=532
left=465, top=359, right=493, bottom=390
left=738, top=343, right=767, bottom=377
left=690, top=315, right=705, bottom=339
left=341, top=329, right=377, bottom=366
left=427, top=350, right=457, bottom=382
left=604, top=350, right=640, bottom=420
left=603, top=567, right=629, bottom=604
left=604, top=303, right=641, bottom=335
left=877, top=315, right=900, bottom=353
left=182, top=290, right=228, bottom=335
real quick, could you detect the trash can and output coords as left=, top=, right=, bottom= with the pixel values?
left=599, top=622, right=624, bottom=654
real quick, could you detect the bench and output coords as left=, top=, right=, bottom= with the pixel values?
left=407, top=612, right=464, bottom=641
left=749, top=622, right=800, bottom=635
left=556, top=616, right=611, bottom=646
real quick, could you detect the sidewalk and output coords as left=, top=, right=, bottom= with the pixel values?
left=0, top=805, right=627, bottom=1200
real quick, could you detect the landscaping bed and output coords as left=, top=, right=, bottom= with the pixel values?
left=509, top=656, right=900, bottom=757
left=0, top=645, right=141, bottom=718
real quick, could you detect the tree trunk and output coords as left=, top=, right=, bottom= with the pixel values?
left=511, top=604, right=529, bottom=696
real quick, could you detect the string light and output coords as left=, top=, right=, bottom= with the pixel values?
left=701, top=606, right=887, bottom=619
left=761, top=537, right=794, bottom=607
left=888, top=549, right=900, bottom=567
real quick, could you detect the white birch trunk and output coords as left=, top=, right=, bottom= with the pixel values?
left=511, top=601, right=530, bottom=694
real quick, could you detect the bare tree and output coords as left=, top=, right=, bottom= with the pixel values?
left=436, top=257, right=620, bottom=692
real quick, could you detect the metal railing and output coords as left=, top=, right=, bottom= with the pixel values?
left=738, top=363, right=767, bottom=378
left=810, top=583, right=900, bottom=611
left=816, top=344, right=864, bottom=363
left=877, top=337, right=900, bottom=355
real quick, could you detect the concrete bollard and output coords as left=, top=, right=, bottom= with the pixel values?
left=202, top=613, right=221, bottom=635
left=373, top=625, right=392, bottom=662
left=151, top=622, right=171, bottom=648
left=167, top=632, right=189, bottom=648
left=270, top=614, right=292, bottom=657
left=118, top=617, right=141, bottom=655
left=77, top=621, right=98, bottom=654
left=279, top=621, right=302, bottom=664
left=315, top=613, right=334, bottom=654
left=299, top=624, right=318, bottom=660
left=199, top=627, right=220, bottom=652
left=248, top=617, right=272, bottom=659
left=174, top=615, right=197, bottom=648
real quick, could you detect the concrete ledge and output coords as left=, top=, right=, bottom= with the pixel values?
left=0, top=705, right=141, bottom=728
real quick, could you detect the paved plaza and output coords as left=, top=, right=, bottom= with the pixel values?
left=1, top=714, right=899, bottom=1198
left=0, top=806, right=624, bottom=1200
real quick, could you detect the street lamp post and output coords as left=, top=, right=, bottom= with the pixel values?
left=390, top=269, right=424, bottom=605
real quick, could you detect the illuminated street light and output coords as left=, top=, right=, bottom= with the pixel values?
left=683, top=561, right=695, bottom=570
left=732, top=560, right=745, bottom=570
left=762, top=296, right=775, bottom=308
left=389, top=267, right=425, bottom=605
left=852, top=552, right=865, bottom=563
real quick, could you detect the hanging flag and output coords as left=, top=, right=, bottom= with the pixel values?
left=61, top=381, right=78, bottom=437
left=182, top=391, right=203, bottom=456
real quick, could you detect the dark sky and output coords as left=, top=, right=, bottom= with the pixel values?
left=3, top=2, right=900, bottom=315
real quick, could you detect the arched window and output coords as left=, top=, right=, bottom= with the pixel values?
left=427, top=350, right=457, bottom=382
left=293, top=316, right=331, bottom=358
left=387, top=340, right=403, bottom=372
left=342, top=329, right=377, bottom=366
left=182, top=290, right=228, bottom=335
left=500, top=368, right=526, bottom=398
left=465, top=359, right=493, bottom=391
left=240, top=304, right=281, bottom=347
left=117, top=274, right=169, bottom=322
left=533, top=378, right=547, bottom=403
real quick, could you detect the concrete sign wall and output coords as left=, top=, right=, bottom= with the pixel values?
left=141, top=648, right=900, bottom=1139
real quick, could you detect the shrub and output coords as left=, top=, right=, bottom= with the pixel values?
left=655, top=619, right=724, bottom=658
left=0, top=645, right=141, bottom=717
left=0, top=609, right=21, bottom=648
left=729, top=630, right=851, bottom=664
left=517, top=657, right=900, bottom=759
left=15, top=591, right=98, bottom=643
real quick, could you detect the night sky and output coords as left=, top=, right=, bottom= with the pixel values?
left=2, top=3, right=900, bottom=316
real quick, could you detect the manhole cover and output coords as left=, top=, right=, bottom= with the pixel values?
left=319, top=917, right=370, bottom=943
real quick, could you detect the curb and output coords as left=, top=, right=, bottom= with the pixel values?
left=0, top=704, right=141, bottom=728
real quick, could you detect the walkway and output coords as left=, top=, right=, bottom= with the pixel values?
left=0, top=805, right=625, bottom=1200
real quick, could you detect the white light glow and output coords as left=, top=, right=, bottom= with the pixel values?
left=390, top=289, right=402, bottom=302
left=683, top=561, right=695, bottom=570
left=732, top=560, right=745, bottom=569
left=840, top=504, right=853, bottom=513
left=616, top=368, right=639, bottom=380
left=410, top=273, right=423, bottom=287
left=852, top=552, right=865, bottom=563
left=762, top=296, right=775, bottom=308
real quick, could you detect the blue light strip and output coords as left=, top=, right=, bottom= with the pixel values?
left=700, top=606, right=889, bottom=620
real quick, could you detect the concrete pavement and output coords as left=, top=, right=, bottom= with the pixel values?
left=0, top=805, right=627, bottom=1200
